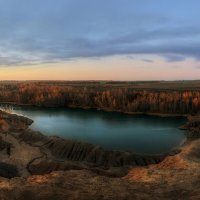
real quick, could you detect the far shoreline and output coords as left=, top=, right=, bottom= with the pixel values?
left=0, top=102, right=189, bottom=119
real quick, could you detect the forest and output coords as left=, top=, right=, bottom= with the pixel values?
left=0, top=81, right=200, bottom=115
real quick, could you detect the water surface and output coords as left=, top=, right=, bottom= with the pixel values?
left=13, top=107, right=186, bottom=154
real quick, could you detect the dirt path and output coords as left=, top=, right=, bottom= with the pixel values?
left=25, top=142, right=48, bottom=174
left=0, top=133, right=43, bottom=176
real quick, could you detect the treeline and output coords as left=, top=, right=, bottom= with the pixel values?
left=0, top=82, right=200, bottom=114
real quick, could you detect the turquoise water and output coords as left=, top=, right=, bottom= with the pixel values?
left=13, top=107, right=186, bottom=154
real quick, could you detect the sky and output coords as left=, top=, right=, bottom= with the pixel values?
left=0, top=0, right=200, bottom=80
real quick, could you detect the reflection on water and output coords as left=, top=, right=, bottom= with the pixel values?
left=13, top=107, right=186, bottom=154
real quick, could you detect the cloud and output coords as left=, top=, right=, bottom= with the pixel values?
left=0, top=0, right=200, bottom=66
left=142, top=59, right=154, bottom=63
left=161, top=54, right=186, bottom=62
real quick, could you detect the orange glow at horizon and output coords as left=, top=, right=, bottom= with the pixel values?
left=0, top=56, right=199, bottom=81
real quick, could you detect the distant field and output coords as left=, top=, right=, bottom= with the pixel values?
left=0, top=80, right=200, bottom=91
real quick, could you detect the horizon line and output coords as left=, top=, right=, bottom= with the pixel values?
left=0, top=79, right=200, bottom=82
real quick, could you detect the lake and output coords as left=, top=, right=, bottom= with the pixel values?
left=12, top=107, right=186, bottom=154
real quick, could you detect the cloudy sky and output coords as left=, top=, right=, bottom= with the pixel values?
left=0, top=0, right=200, bottom=80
